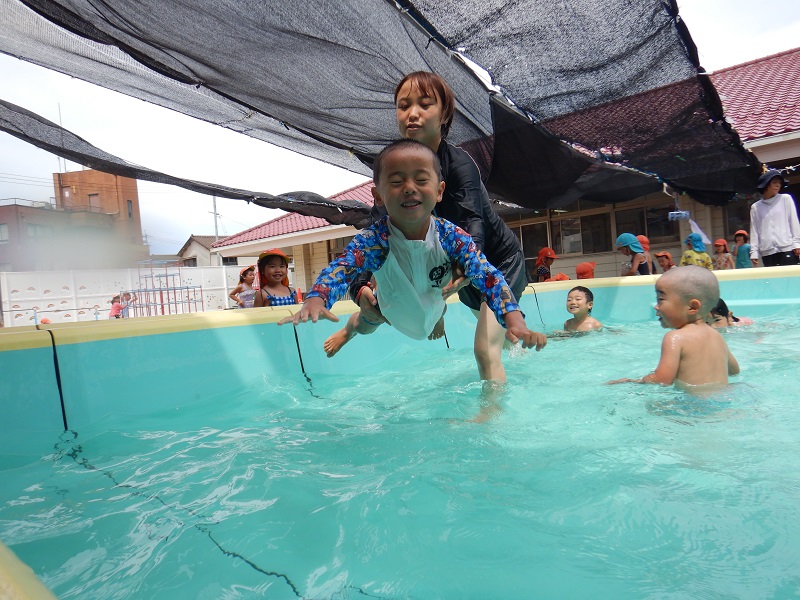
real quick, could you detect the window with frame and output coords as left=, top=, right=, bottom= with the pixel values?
left=127, top=200, right=134, bottom=220
left=615, top=204, right=679, bottom=246
left=645, top=204, right=680, bottom=245
left=518, top=221, right=549, bottom=281
left=328, top=236, right=353, bottom=262
left=0, top=223, right=8, bottom=243
left=614, top=206, right=646, bottom=240
left=724, top=194, right=757, bottom=239
left=182, top=257, right=197, bottom=267
left=27, top=223, right=52, bottom=238
left=550, top=212, right=613, bottom=256
left=221, top=256, right=238, bottom=266
left=551, top=217, right=582, bottom=255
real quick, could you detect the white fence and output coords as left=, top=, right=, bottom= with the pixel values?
left=0, top=265, right=256, bottom=327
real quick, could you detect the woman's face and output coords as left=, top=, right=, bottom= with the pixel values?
left=395, top=80, right=443, bottom=150
left=763, top=177, right=782, bottom=199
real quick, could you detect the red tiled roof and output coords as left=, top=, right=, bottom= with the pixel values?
left=212, top=212, right=329, bottom=247
left=328, top=180, right=375, bottom=205
left=213, top=180, right=374, bottom=247
left=711, top=47, right=800, bottom=142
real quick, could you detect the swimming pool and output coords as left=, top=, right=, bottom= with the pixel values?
left=1, top=268, right=799, bottom=598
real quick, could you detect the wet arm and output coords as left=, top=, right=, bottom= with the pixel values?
left=727, top=347, right=740, bottom=376
left=641, top=333, right=680, bottom=384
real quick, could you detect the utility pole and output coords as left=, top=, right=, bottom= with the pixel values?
left=210, top=194, right=221, bottom=266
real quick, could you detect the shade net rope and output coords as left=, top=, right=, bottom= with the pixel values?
left=0, top=0, right=761, bottom=214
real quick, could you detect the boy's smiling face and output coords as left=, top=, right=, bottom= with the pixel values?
left=566, top=289, right=592, bottom=317
left=372, top=145, right=444, bottom=240
left=654, top=280, right=693, bottom=329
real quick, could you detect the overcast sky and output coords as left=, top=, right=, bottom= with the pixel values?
left=1, top=0, right=798, bottom=254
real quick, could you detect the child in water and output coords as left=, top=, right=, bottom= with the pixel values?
left=563, top=286, right=603, bottom=332
left=707, top=298, right=753, bottom=328
left=229, top=265, right=256, bottom=308
left=279, top=139, right=546, bottom=360
left=609, top=266, right=739, bottom=389
left=254, top=249, right=298, bottom=307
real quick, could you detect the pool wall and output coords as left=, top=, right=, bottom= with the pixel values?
left=2, top=266, right=798, bottom=455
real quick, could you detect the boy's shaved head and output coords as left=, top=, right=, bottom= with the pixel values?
left=373, top=139, right=442, bottom=184
left=659, top=265, right=719, bottom=312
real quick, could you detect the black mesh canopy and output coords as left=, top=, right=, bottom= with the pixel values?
left=0, top=0, right=760, bottom=215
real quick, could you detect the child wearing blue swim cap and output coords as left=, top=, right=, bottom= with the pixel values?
left=679, top=233, right=713, bottom=270
left=615, top=233, right=648, bottom=276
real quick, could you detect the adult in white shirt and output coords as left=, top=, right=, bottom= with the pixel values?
left=749, top=170, right=800, bottom=267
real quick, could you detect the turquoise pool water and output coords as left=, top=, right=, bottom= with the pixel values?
left=2, top=316, right=800, bottom=598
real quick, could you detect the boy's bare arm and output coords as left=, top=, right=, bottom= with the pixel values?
left=641, top=332, right=682, bottom=384
left=278, top=296, right=339, bottom=326
left=727, top=347, right=740, bottom=375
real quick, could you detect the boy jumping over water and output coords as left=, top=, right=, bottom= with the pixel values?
left=609, top=266, right=739, bottom=389
left=279, top=139, right=546, bottom=356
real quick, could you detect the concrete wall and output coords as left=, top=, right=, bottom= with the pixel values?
left=0, top=265, right=246, bottom=326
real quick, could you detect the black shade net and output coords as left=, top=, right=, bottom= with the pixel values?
left=0, top=98, right=374, bottom=227
left=0, top=0, right=761, bottom=217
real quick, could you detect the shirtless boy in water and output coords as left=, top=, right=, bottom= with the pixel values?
left=278, top=139, right=546, bottom=358
left=609, top=266, right=739, bottom=389
left=563, top=286, right=603, bottom=333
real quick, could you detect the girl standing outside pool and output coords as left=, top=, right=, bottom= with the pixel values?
left=254, top=249, right=298, bottom=307
left=535, top=247, right=558, bottom=282
left=352, top=71, right=528, bottom=389
left=712, top=239, right=735, bottom=270
left=229, top=265, right=256, bottom=308
left=616, top=233, right=648, bottom=276
left=732, top=230, right=752, bottom=269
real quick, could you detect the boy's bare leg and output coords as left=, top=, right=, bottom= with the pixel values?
left=323, top=311, right=381, bottom=358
